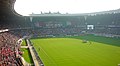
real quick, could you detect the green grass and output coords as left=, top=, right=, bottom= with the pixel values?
left=21, top=40, right=27, bottom=46
left=67, top=34, right=120, bottom=47
left=31, top=35, right=120, bottom=66
left=20, top=48, right=33, bottom=64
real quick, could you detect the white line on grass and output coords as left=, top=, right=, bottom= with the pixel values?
left=39, top=45, right=57, bottom=66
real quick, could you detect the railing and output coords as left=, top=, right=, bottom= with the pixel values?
left=32, top=47, right=44, bottom=66
left=27, top=39, right=44, bottom=66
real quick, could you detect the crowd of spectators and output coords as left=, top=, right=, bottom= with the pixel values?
left=31, top=12, right=120, bottom=38
left=7, top=25, right=119, bottom=38
left=33, top=27, right=83, bottom=37
left=0, top=12, right=120, bottom=66
left=0, top=31, right=23, bottom=66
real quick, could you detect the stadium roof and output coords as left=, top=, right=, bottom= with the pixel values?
left=0, top=0, right=21, bottom=18
left=0, top=0, right=120, bottom=18
left=29, top=9, right=120, bottom=17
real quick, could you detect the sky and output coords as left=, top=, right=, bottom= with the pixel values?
left=14, top=0, right=120, bottom=16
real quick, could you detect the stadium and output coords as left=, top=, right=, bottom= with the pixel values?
left=0, top=0, right=120, bottom=66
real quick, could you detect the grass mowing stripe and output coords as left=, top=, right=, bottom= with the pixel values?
left=31, top=36, right=120, bottom=66
left=38, top=45, right=57, bottom=66
left=66, top=34, right=120, bottom=47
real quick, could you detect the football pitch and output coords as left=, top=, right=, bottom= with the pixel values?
left=31, top=35, right=120, bottom=66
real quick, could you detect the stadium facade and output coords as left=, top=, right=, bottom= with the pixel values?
left=29, top=12, right=120, bottom=37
